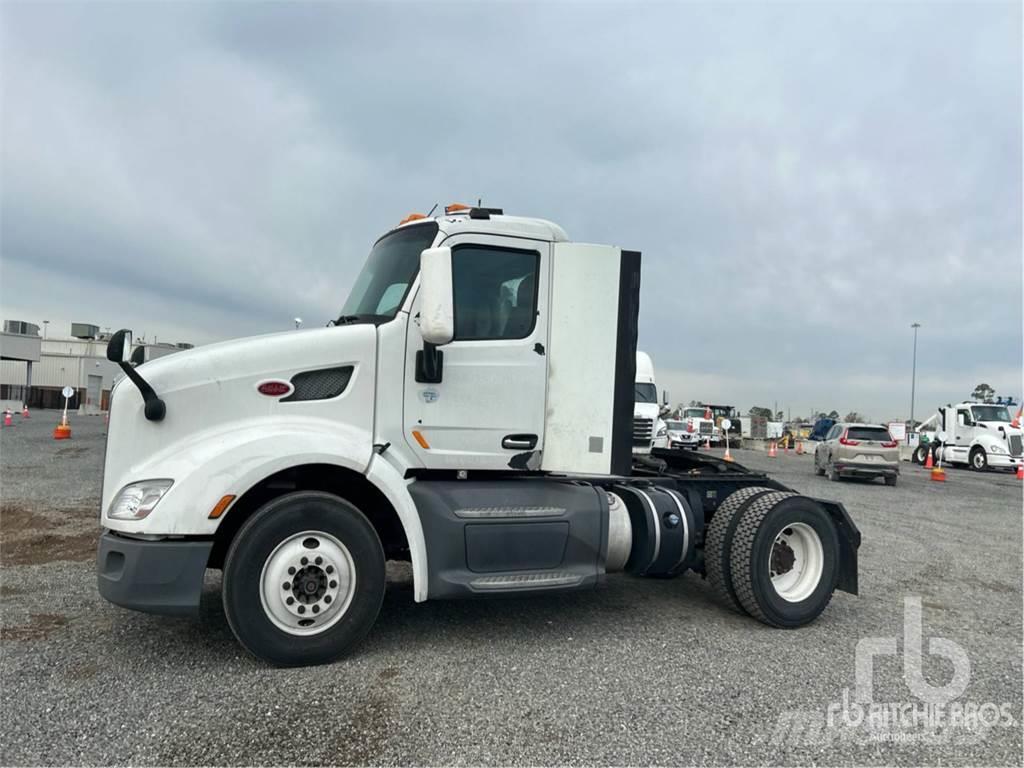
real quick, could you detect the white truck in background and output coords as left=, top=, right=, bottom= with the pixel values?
left=914, top=401, right=1023, bottom=471
left=97, top=205, right=860, bottom=666
left=633, top=351, right=668, bottom=453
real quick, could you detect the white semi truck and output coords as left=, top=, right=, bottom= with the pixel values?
left=97, top=206, right=860, bottom=666
left=633, top=351, right=668, bottom=454
left=913, top=401, right=1023, bottom=471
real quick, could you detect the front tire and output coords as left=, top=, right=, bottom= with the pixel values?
left=969, top=447, right=988, bottom=472
left=729, top=495, right=839, bottom=627
left=223, top=491, right=386, bottom=667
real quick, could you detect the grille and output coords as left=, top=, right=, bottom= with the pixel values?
left=699, top=422, right=713, bottom=435
left=281, top=366, right=353, bottom=402
left=633, top=417, right=653, bottom=441
left=1010, top=435, right=1022, bottom=457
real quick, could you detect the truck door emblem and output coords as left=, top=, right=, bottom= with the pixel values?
left=421, top=389, right=439, bottom=403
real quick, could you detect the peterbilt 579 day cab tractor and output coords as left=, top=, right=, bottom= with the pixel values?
left=913, top=402, right=1023, bottom=471
left=97, top=206, right=861, bottom=667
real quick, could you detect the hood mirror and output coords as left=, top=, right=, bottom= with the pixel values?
left=106, top=329, right=133, bottom=363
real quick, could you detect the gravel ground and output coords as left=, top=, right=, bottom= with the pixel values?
left=1, top=412, right=1021, bottom=766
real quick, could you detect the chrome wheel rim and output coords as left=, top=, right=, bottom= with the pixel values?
left=259, top=530, right=356, bottom=636
left=768, top=522, right=824, bottom=603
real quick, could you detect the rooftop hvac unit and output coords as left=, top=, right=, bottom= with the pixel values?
left=71, top=323, right=100, bottom=339
left=175, top=342, right=194, bottom=350
left=2, top=320, right=40, bottom=336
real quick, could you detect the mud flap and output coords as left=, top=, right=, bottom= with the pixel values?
left=812, top=498, right=860, bottom=595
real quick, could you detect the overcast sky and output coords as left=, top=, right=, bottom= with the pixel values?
left=2, top=1, right=1020, bottom=421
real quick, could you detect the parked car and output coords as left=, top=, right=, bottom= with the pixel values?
left=664, top=419, right=701, bottom=450
left=814, top=423, right=900, bottom=485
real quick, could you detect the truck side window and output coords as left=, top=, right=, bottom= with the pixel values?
left=451, top=246, right=540, bottom=340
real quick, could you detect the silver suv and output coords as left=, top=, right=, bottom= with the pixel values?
left=814, top=423, right=900, bottom=486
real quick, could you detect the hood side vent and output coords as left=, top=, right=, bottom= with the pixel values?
left=281, top=366, right=354, bottom=402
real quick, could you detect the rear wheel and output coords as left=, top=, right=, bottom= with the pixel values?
left=814, top=454, right=825, bottom=476
left=704, top=487, right=794, bottom=615
left=969, top=447, right=988, bottom=471
left=729, top=495, right=839, bottom=627
left=223, top=491, right=385, bottom=667
left=884, top=475, right=898, bottom=486
left=913, top=445, right=930, bottom=465
left=826, top=460, right=841, bottom=482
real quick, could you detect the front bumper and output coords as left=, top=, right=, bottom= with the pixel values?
left=97, top=531, right=212, bottom=616
left=835, top=461, right=899, bottom=478
left=987, top=453, right=1022, bottom=469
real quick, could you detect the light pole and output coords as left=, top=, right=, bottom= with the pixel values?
left=910, top=323, right=921, bottom=427
left=43, top=320, right=49, bottom=340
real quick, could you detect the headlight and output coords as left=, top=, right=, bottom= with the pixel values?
left=108, top=480, right=173, bottom=520
left=989, top=445, right=1007, bottom=455
left=656, top=426, right=667, bottom=437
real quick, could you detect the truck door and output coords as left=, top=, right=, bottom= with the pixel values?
left=403, top=235, right=549, bottom=470
left=950, top=406, right=975, bottom=461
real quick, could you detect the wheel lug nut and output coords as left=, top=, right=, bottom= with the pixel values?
left=286, top=597, right=295, bottom=605
left=283, top=582, right=291, bottom=590
left=326, top=566, right=334, bottom=574
left=301, top=557, right=308, bottom=565
left=288, top=566, right=296, bottom=575
left=324, top=595, right=332, bottom=604
left=312, top=605, right=320, bottom=614
left=314, top=556, right=322, bottom=565
left=329, top=580, right=337, bottom=588
left=298, top=605, right=305, bottom=614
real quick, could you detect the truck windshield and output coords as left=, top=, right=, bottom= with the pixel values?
left=338, top=222, right=439, bottom=322
left=666, top=421, right=685, bottom=430
left=634, top=383, right=657, bottom=403
left=971, top=405, right=1011, bottom=422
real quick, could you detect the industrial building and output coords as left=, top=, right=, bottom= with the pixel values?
left=0, top=321, right=192, bottom=413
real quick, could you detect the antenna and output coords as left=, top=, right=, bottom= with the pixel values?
left=426, top=203, right=438, bottom=217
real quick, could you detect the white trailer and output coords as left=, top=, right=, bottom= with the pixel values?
left=97, top=205, right=860, bottom=666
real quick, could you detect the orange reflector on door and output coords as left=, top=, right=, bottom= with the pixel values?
left=208, top=495, right=236, bottom=519
left=412, top=430, right=430, bottom=449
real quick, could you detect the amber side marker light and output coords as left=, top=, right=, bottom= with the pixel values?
left=412, top=430, right=430, bottom=449
left=208, top=495, right=236, bottom=519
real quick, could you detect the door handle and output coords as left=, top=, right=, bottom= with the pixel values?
left=502, top=434, right=538, bottom=450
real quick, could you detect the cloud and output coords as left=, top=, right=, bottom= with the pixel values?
left=1, top=1, right=1020, bottom=416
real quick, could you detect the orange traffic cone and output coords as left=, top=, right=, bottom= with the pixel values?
left=3, top=410, right=12, bottom=427
left=924, top=449, right=934, bottom=469
left=704, top=436, right=711, bottom=450
left=768, top=441, right=777, bottom=458
left=930, top=447, right=945, bottom=482
left=22, top=405, right=29, bottom=418
left=53, top=414, right=71, bottom=440
left=1016, top=464, right=1023, bottom=481
left=796, top=440, right=804, bottom=455
left=723, top=445, right=734, bottom=462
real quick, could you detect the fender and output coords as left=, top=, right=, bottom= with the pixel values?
left=365, top=455, right=429, bottom=603
left=103, top=416, right=373, bottom=537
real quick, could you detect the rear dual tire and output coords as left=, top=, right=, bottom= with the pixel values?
left=704, top=488, right=839, bottom=627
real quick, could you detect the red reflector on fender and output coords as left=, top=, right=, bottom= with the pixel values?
left=257, top=381, right=292, bottom=397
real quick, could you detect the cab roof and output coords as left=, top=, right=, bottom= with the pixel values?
left=394, top=207, right=569, bottom=243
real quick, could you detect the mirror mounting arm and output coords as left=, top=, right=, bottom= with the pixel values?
left=106, top=328, right=166, bottom=421
left=415, top=342, right=444, bottom=384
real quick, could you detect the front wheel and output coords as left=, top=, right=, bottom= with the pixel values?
left=223, top=491, right=386, bottom=667
left=969, top=447, right=988, bottom=471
